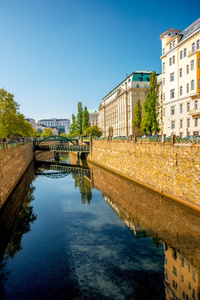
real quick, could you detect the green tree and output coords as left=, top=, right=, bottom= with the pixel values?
left=142, top=71, right=160, bottom=135
left=60, top=132, right=68, bottom=138
left=68, top=114, right=77, bottom=137
left=82, top=106, right=90, bottom=134
left=132, top=99, right=142, bottom=129
left=41, top=128, right=53, bottom=138
left=0, top=88, right=34, bottom=138
left=76, top=102, right=83, bottom=135
left=85, top=125, right=101, bottom=137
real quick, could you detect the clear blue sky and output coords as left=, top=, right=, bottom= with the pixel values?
left=0, top=0, right=199, bottom=122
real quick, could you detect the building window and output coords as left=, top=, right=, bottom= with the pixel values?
left=163, top=62, right=165, bottom=73
left=171, top=106, right=175, bottom=115
left=170, top=72, right=174, bottom=81
left=163, top=77, right=165, bottom=85
left=191, top=60, right=194, bottom=70
left=186, top=64, right=189, bottom=74
left=173, top=40, right=175, bottom=47
left=180, top=68, right=182, bottom=77
left=163, top=108, right=165, bottom=117
left=162, top=48, right=165, bottom=55
left=180, top=119, right=183, bottom=128
left=184, top=48, right=187, bottom=57
left=180, top=50, right=183, bottom=59
left=171, top=121, right=175, bottom=129
left=187, top=83, right=189, bottom=93
left=136, top=84, right=139, bottom=88
left=173, top=280, right=178, bottom=290
left=180, top=86, right=183, bottom=96
left=170, top=43, right=172, bottom=49
left=191, top=80, right=195, bottom=90
left=180, top=104, right=183, bottom=113
left=187, top=102, right=190, bottom=112
left=192, top=42, right=195, bottom=53
left=194, top=117, right=198, bottom=127
left=173, top=55, right=175, bottom=64
left=187, top=118, right=190, bottom=128
left=194, top=100, right=198, bottom=110
left=182, top=258, right=185, bottom=267
left=173, top=266, right=177, bottom=276
left=169, top=57, right=172, bottom=66
left=197, top=39, right=200, bottom=49
left=163, top=92, right=165, bottom=101
left=170, top=89, right=175, bottom=99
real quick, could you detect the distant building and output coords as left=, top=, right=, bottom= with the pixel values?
left=160, top=18, right=200, bottom=137
left=37, top=118, right=70, bottom=135
left=88, top=109, right=99, bottom=127
left=98, top=71, right=160, bottom=137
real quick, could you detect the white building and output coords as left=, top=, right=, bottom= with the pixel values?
left=160, top=18, right=200, bottom=137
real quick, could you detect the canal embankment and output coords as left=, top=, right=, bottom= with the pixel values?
left=87, top=140, right=200, bottom=211
left=0, top=142, right=33, bottom=208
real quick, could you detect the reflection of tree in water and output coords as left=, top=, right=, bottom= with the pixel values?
left=0, top=184, right=37, bottom=298
left=72, top=173, right=92, bottom=204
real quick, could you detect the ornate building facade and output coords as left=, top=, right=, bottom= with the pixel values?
left=160, top=18, right=200, bottom=137
left=98, top=71, right=160, bottom=137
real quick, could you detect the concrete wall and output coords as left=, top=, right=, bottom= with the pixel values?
left=0, top=143, right=33, bottom=208
left=88, top=140, right=200, bottom=208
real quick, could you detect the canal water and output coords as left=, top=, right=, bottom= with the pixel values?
left=0, top=154, right=200, bottom=300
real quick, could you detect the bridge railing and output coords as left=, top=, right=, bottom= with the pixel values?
left=0, top=139, right=32, bottom=150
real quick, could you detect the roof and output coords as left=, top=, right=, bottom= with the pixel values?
left=88, top=109, right=99, bottom=114
left=102, top=71, right=160, bottom=102
left=180, top=18, right=200, bottom=42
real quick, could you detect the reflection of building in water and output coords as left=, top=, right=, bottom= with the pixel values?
left=164, top=245, right=200, bottom=300
left=103, top=194, right=151, bottom=238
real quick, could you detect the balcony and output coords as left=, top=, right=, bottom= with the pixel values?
left=189, top=109, right=200, bottom=117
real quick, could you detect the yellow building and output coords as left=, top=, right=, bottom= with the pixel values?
left=160, top=18, right=200, bottom=137
left=98, top=71, right=160, bottom=137
left=164, top=245, right=200, bottom=300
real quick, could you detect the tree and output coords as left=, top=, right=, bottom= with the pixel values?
left=132, top=99, right=142, bottom=129
left=0, top=88, right=34, bottom=138
left=68, top=114, right=77, bottom=137
left=142, top=71, right=160, bottom=135
left=82, top=106, right=90, bottom=133
left=76, top=102, right=83, bottom=135
left=85, top=125, right=101, bottom=137
left=60, top=132, right=68, bottom=138
left=41, top=128, right=53, bottom=138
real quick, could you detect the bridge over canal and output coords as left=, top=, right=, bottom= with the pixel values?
left=33, top=136, right=90, bottom=160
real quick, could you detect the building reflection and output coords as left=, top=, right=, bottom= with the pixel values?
left=164, top=245, right=200, bottom=300
left=89, top=162, right=200, bottom=300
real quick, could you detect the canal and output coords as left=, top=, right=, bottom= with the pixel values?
left=0, top=154, right=200, bottom=300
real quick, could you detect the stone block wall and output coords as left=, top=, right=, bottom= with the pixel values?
left=88, top=140, right=200, bottom=207
left=89, top=163, right=200, bottom=269
left=0, top=143, right=33, bottom=208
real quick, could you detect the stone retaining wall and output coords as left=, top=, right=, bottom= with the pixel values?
left=0, top=143, right=33, bottom=208
left=88, top=140, right=200, bottom=208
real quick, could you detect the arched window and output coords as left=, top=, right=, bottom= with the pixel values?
left=191, top=80, right=195, bottom=90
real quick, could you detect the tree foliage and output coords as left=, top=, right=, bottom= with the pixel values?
left=68, top=114, right=77, bottom=137
left=85, top=125, right=101, bottom=137
left=142, top=72, right=160, bottom=135
left=60, top=132, right=68, bottom=138
left=0, top=88, right=34, bottom=139
left=132, top=99, right=142, bottom=129
left=41, top=128, right=53, bottom=138
left=76, top=102, right=83, bottom=135
left=82, top=106, right=90, bottom=133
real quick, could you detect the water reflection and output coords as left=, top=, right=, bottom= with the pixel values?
left=0, top=157, right=200, bottom=299
left=89, top=162, right=200, bottom=300
left=0, top=164, right=37, bottom=299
